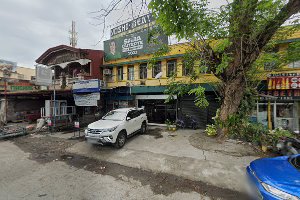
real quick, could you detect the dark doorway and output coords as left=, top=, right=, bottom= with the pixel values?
left=138, top=99, right=177, bottom=124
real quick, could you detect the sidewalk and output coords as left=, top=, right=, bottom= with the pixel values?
left=66, top=127, right=260, bottom=192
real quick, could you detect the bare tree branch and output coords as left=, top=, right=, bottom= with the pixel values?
left=256, top=0, right=300, bottom=50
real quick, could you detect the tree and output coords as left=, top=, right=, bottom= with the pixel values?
left=148, top=0, right=300, bottom=135
left=95, top=0, right=300, bottom=135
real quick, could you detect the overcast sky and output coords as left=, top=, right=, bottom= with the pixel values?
left=0, top=0, right=228, bottom=68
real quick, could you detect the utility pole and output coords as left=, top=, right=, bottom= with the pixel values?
left=69, top=21, right=78, bottom=47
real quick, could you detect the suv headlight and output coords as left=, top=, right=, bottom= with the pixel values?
left=262, top=182, right=299, bottom=200
left=106, top=126, right=118, bottom=132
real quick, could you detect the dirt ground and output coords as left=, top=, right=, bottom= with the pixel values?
left=10, top=135, right=249, bottom=200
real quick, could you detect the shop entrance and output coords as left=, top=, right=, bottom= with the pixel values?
left=138, top=99, right=177, bottom=124
left=257, top=102, right=299, bottom=132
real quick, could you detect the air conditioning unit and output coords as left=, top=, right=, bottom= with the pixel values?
left=103, top=69, right=112, bottom=75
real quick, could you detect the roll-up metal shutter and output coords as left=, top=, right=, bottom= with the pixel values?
left=178, top=94, right=219, bottom=129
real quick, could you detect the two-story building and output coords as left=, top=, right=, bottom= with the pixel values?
left=0, top=45, right=104, bottom=125
left=35, top=45, right=104, bottom=126
left=102, top=29, right=300, bottom=129
left=102, top=42, right=219, bottom=127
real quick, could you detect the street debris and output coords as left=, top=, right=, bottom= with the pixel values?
left=0, top=125, right=27, bottom=139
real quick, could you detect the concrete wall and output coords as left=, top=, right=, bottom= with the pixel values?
left=16, top=67, right=35, bottom=80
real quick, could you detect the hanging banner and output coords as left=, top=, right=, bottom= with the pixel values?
left=73, top=79, right=101, bottom=93
left=73, top=93, right=100, bottom=106
left=35, top=66, right=53, bottom=86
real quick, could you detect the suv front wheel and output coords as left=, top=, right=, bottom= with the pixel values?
left=114, top=131, right=127, bottom=148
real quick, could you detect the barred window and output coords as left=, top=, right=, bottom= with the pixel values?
left=167, top=60, right=177, bottom=77
left=127, top=66, right=134, bottom=81
left=117, top=66, right=123, bottom=81
left=152, top=62, right=162, bottom=78
left=140, top=63, right=147, bottom=79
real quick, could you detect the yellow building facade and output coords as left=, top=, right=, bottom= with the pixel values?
left=102, top=30, right=300, bottom=128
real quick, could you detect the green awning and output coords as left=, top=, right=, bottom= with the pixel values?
left=131, top=83, right=216, bottom=94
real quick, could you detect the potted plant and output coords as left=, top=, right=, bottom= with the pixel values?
left=166, top=119, right=176, bottom=131
left=205, top=124, right=217, bottom=137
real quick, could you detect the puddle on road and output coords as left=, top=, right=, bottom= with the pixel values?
left=144, top=128, right=163, bottom=139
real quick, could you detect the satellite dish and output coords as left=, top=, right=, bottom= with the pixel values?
left=155, top=72, right=163, bottom=79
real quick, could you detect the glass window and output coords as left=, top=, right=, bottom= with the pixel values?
left=102, top=111, right=127, bottom=121
left=152, top=62, right=162, bottom=78
left=167, top=60, right=177, bottom=77
left=276, top=104, right=293, bottom=118
left=117, top=66, right=123, bottom=81
left=288, top=60, right=300, bottom=68
left=127, top=66, right=134, bottom=81
left=140, top=63, right=147, bottom=79
left=127, top=110, right=137, bottom=119
left=290, top=155, right=300, bottom=170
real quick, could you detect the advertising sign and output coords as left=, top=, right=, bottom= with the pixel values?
left=260, top=90, right=300, bottom=100
left=10, top=85, right=34, bottom=91
left=35, top=66, right=53, bottom=86
left=104, top=29, right=168, bottom=61
left=267, top=73, right=300, bottom=90
left=73, top=93, right=100, bottom=106
left=110, top=13, right=154, bottom=37
left=73, top=79, right=101, bottom=93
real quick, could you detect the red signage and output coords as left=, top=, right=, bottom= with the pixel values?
left=267, top=73, right=300, bottom=90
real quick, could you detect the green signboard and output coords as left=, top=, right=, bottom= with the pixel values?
left=104, top=29, right=168, bottom=62
left=11, top=85, right=33, bottom=91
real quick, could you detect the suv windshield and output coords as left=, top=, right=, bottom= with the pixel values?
left=102, top=111, right=127, bottom=121
left=290, top=155, right=300, bottom=170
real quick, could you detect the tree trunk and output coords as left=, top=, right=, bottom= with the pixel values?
left=218, top=74, right=246, bottom=137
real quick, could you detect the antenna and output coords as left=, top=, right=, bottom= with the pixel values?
left=69, top=21, right=78, bottom=47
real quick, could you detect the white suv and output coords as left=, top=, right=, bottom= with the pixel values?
left=85, top=108, right=147, bottom=148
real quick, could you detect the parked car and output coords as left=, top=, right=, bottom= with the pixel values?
left=85, top=108, right=147, bottom=148
left=247, top=155, right=300, bottom=200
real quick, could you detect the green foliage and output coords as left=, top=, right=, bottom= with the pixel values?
left=205, top=124, right=217, bottom=136
left=188, top=86, right=209, bottom=108
left=149, top=0, right=300, bottom=138
left=149, top=0, right=228, bottom=40
left=216, top=54, right=233, bottom=75
left=287, top=40, right=300, bottom=63
left=212, top=39, right=232, bottom=53
left=164, top=80, right=192, bottom=103
left=262, top=128, right=294, bottom=146
left=165, top=119, right=175, bottom=126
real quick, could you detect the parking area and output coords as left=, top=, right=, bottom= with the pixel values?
left=0, top=126, right=259, bottom=199
left=66, top=127, right=259, bottom=192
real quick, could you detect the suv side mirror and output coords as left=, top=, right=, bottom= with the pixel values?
left=126, top=117, right=131, bottom=121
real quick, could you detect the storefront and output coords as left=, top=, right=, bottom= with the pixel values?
left=257, top=73, right=300, bottom=133
left=136, top=94, right=177, bottom=124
